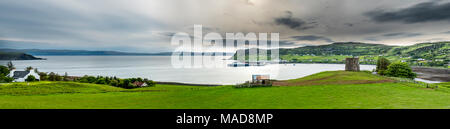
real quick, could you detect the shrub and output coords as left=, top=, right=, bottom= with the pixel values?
left=234, top=81, right=272, bottom=88
left=376, top=57, right=390, bottom=75
left=0, top=75, right=13, bottom=83
left=25, top=75, right=37, bottom=82
left=110, top=80, right=119, bottom=86
left=0, top=66, right=9, bottom=75
left=385, top=62, right=416, bottom=79
left=48, top=72, right=62, bottom=81
left=38, top=72, right=48, bottom=81
left=143, top=78, right=156, bottom=87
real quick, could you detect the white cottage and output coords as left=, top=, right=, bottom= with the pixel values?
left=7, top=69, right=40, bottom=82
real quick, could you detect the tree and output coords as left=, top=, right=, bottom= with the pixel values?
left=25, top=75, right=37, bottom=82
left=0, top=66, right=9, bottom=76
left=25, top=66, right=33, bottom=72
left=7, top=61, right=15, bottom=71
left=38, top=72, right=48, bottom=81
left=48, top=72, right=61, bottom=81
left=63, top=72, right=69, bottom=81
left=385, top=62, right=416, bottom=79
left=95, top=78, right=106, bottom=84
left=376, top=57, right=391, bottom=75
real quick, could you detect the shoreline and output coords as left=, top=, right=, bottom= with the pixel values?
left=412, top=67, right=450, bottom=82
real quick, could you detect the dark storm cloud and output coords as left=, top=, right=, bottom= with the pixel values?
left=279, top=41, right=296, bottom=46
left=365, top=1, right=450, bottom=23
left=291, top=35, right=334, bottom=42
left=274, top=11, right=315, bottom=31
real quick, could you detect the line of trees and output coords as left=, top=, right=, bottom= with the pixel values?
left=36, top=71, right=155, bottom=89
left=75, top=75, right=155, bottom=89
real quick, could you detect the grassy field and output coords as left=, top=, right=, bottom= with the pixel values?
left=0, top=71, right=449, bottom=109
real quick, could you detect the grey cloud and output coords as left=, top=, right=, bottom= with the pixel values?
left=365, top=32, right=424, bottom=41
left=274, top=11, right=315, bottom=31
left=291, top=35, right=334, bottom=42
left=279, top=41, right=296, bottom=46
left=364, top=37, right=379, bottom=41
left=0, top=0, right=166, bottom=52
left=365, top=1, right=450, bottom=23
left=158, top=32, right=177, bottom=37
left=344, top=23, right=354, bottom=27
left=2, top=0, right=450, bottom=51
left=382, top=32, right=423, bottom=37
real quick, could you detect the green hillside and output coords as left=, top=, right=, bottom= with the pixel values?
left=386, top=42, right=449, bottom=66
left=273, top=71, right=393, bottom=86
left=280, top=42, right=393, bottom=56
left=0, top=71, right=449, bottom=109
left=233, top=42, right=449, bottom=67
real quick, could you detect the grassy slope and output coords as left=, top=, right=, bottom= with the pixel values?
left=274, top=71, right=393, bottom=86
left=0, top=71, right=449, bottom=109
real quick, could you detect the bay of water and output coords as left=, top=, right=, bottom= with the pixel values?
left=1, top=56, right=377, bottom=85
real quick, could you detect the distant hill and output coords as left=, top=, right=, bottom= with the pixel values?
left=232, top=42, right=450, bottom=67
left=0, top=49, right=234, bottom=58
left=0, top=52, right=43, bottom=60
left=234, top=42, right=394, bottom=58
left=280, top=42, right=394, bottom=56
left=0, top=49, right=173, bottom=56
left=387, top=42, right=449, bottom=59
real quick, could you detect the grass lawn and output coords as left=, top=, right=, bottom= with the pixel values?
left=0, top=71, right=449, bottom=109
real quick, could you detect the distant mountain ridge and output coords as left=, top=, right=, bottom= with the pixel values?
left=0, top=52, right=43, bottom=60
left=279, top=42, right=394, bottom=56
left=0, top=49, right=235, bottom=57
left=0, top=49, right=173, bottom=56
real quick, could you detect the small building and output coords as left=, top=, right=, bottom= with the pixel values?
left=132, top=81, right=148, bottom=87
left=7, top=69, right=40, bottom=82
left=252, top=75, right=271, bottom=85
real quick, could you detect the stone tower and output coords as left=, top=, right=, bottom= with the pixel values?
left=345, top=58, right=360, bottom=71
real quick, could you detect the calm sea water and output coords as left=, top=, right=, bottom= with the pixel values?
left=1, top=56, right=377, bottom=85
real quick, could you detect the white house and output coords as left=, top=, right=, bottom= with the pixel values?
left=7, top=69, right=40, bottom=82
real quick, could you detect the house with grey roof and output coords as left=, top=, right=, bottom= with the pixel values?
left=7, top=69, right=40, bottom=82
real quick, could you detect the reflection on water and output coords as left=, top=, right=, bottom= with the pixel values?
left=1, top=56, right=379, bottom=85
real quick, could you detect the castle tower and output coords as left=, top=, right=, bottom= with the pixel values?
left=345, top=58, right=360, bottom=71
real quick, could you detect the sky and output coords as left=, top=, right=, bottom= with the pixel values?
left=1, top=0, right=450, bottom=52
